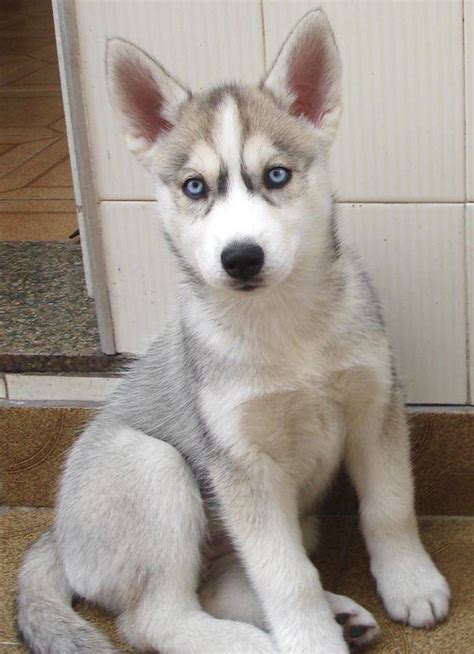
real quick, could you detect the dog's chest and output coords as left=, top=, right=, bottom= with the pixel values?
left=202, top=343, right=347, bottom=509
left=241, top=384, right=345, bottom=502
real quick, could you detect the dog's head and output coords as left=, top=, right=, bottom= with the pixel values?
left=107, top=10, right=341, bottom=293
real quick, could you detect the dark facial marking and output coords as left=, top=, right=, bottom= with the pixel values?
left=329, top=197, right=341, bottom=260
left=204, top=198, right=216, bottom=217
left=261, top=193, right=277, bottom=206
left=161, top=228, right=204, bottom=289
left=217, top=167, right=228, bottom=196
left=241, top=167, right=254, bottom=192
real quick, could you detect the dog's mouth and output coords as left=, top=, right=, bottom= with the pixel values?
left=232, top=281, right=265, bottom=292
left=231, top=278, right=266, bottom=293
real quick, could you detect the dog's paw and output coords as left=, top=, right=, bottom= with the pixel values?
left=327, top=592, right=380, bottom=650
left=336, top=612, right=380, bottom=651
left=372, top=552, right=451, bottom=628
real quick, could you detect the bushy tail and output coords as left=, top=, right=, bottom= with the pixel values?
left=17, top=528, right=117, bottom=653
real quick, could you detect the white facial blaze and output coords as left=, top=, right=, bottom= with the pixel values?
left=189, top=96, right=298, bottom=288
left=213, top=97, right=242, bottom=190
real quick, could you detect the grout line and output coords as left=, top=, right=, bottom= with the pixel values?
left=0, top=61, right=44, bottom=87
left=0, top=136, right=62, bottom=178
left=259, top=0, right=268, bottom=71
left=3, top=506, right=473, bottom=521
left=0, top=397, right=473, bottom=410
left=406, top=404, right=474, bottom=413
left=1, top=506, right=54, bottom=512
left=0, top=642, right=21, bottom=647
left=323, top=513, right=474, bottom=522
left=418, top=515, right=474, bottom=522
left=461, top=0, right=471, bottom=404
left=0, top=399, right=103, bottom=408
left=20, top=148, right=70, bottom=189
left=338, top=201, right=466, bottom=205
left=462, top=0, right=468, bottom=203
left=98, top=199, right=471, bottom=205
left=463, top=204, right=471, bottom=404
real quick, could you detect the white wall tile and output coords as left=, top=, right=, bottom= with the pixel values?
left=467, top=205, right=474, bottom=403
left=263, top=0, right=464, bottom=201
left=466, top=0, right=474, bottom=200
left=100, top=200, right=467, bottom=404
left=6, top=375, right=121, bottom=402
left=69, top=1, right=471, bottom=405
left=338, top=203, right=467, bottom=404
left=75, top=0, right=265, bottom=200
left=100, top=201, right=178, bottom=354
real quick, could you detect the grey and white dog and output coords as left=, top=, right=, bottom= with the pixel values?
left=17, top=10, right=450, bottom=654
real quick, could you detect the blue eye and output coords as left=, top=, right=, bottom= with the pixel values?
left=264, top=166, right=291, bottom=189
left=183, top=178, right=207, bottom=199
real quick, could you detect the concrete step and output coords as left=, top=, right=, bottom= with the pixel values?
left=1, top=407, right=473, bottom=515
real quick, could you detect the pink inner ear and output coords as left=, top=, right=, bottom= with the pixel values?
left=288, top=34, right=331, bottom=125
left=116, top=57, right=172, bottom=143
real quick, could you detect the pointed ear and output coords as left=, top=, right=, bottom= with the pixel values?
left=263, top=10, right=341, bottom=143
left=106, top=39, right=190, bottom=165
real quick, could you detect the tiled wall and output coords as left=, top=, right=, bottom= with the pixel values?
left=72, top=0, right=473, bottom=404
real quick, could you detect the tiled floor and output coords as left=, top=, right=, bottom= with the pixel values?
left=0, top=0, right=77, bottom=240
left=1, top=508, right=473, bottom=653
left=1, top=407, right=473, bottom=651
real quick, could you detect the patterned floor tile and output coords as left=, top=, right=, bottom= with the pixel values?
left=0, top=0, right=76, bottom=240
left=334, top=519, right=474, bottom=653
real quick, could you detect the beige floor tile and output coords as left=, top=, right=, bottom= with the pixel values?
left=9, top=62, right=60, bottom=88
left=1, top=407, right=96, bottom=507
left=0, top=508, right=54, bottom=642
left=0, top=187, right=75, bottom=200
left=0, top=137, right=61, bottom=176
left=334, top=520, right=474, bottom=652
left=31, top=158, right=73, bottom=187
left=0, top=57, right=43, bottom=86
left=0, top=96, right=64, bottom=127
left=0, top=137, right=70, bottom=192
left=0, top=212, right=77, bottom=240
left=0, top=127, right=58, bottom=143
left=0, top=199, right=75, bottom=213
left=0, top=0, right=74, bottom=240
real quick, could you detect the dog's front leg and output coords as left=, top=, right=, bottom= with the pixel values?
left=345, top=394, right=451, bottom=628
left=209, top=452, right=348, bottom=654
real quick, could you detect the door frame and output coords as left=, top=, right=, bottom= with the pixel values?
left=52, top=0, right=116, bottom=354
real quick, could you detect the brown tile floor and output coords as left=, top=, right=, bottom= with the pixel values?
left=1, top=508, right=473, bottom=653
left=0, top=0, right=77, bottom=240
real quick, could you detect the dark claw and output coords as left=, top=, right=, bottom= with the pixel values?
left=336, top=612, right=352, bottom=625
left=348, top=624, right=370, bottom=639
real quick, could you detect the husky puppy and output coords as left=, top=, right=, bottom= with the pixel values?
left=17, top=10, right=450, bottom=654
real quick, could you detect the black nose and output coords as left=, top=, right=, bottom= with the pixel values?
left=221, top=243, right=265, bottom=280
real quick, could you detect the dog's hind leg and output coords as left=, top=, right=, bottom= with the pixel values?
left=201, top=553, right=380, bottom=651
left=58, top=426, right=275, bottom=654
